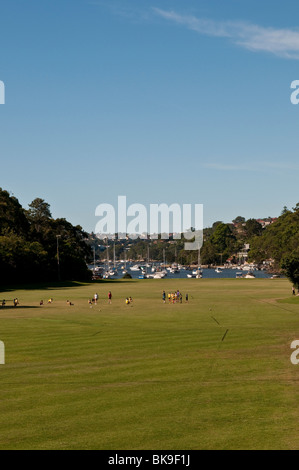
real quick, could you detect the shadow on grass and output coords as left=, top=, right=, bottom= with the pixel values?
left=0, top=280, right=88, bottom=293
left=92, top=279, right=139, bottom=284
left=0, top=278, right=139, bottom=293
left=0, top=306, right=41, bottom=310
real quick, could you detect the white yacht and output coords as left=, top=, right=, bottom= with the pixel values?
left=244, top=271, right=256, bottom=279
left=187, top=270, right=202, bottom=279
left=130, top=265, right=141, bottom=271
left=152, top=272, right=166, bottom=279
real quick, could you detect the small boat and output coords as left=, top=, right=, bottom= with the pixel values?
left=242, top=264, right=257, bottom=271
left=244, top=271, right=255, bottom=279
left=187, top=270, right=202, bottom=279
left=169, top=267, right=179, bottom=274
left=152, top=272, right=166, bottom=279
left=130, top=265, right=141, bottom=271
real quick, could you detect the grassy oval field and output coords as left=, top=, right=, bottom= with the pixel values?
left=0, top=278, right=299, bottom=449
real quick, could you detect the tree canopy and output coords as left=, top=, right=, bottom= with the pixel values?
left=281, top=255, right=299, bottom=288
left=0, top=188, right=92, bottom=284
left=248, top=207, right=299, bottom=268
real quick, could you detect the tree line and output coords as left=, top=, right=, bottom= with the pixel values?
left=88, top=207, right=299, bottom=286
left=2, top=186, right=299, bottom=288
left=0, top=188, right=92, bottom=284
left=87, top=216, right=265, bottom=266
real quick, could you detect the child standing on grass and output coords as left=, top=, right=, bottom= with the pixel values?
left=108, top=291, right=112, bottom=304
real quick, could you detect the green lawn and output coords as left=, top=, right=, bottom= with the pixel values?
left=0, top=278, right=299, bottom=450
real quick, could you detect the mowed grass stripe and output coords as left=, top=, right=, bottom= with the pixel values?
left=0, top=278, right=299, bottom=449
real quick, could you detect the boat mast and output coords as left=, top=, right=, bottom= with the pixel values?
left=106, top=239, right=109, bottom=272
left=198, top=247, right=201, bottom=268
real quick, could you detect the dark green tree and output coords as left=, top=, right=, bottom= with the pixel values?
left=0, top=188, right=29, bottom=235
left=248, top=205, right=299, bottom=268
left=200, top=240, right=218, bottom=265
left=281, top=206, right=290, bottom=216
left=244, top=219, right=263, bottom=239
left=0, top=190, right=92, bottom=284
left=27, top=198, right=52, bottom=233
left=281, top=255, right=299, bottom=288
left=232, top=216, right=245, bottom=224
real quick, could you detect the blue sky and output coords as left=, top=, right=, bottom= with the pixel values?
left=1, top=0, right=299, bottom=232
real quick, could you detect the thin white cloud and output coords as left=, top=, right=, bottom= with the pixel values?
left=204, top=162, right=299, bottom=171
left=261, top=161, right=299, bottom=170
left=153, top=8, right=299, bottom=59
left=204, top=163, right=253, bottom=171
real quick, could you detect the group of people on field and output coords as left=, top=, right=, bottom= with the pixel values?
left=1, top=290, right=190, bottom=309
left=162, top=290, right=188, bottom=304
left=89, top=291, right=112, bottom=305
left=0, top=298, right=19, bottom=307
left=90, top=292, right=135, bottom=305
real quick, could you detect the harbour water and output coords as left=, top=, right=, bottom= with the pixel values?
left=89, top=264, right=278, bottom=280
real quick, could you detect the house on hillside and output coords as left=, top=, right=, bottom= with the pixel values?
left=256, top=217, right=278, bottom=228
